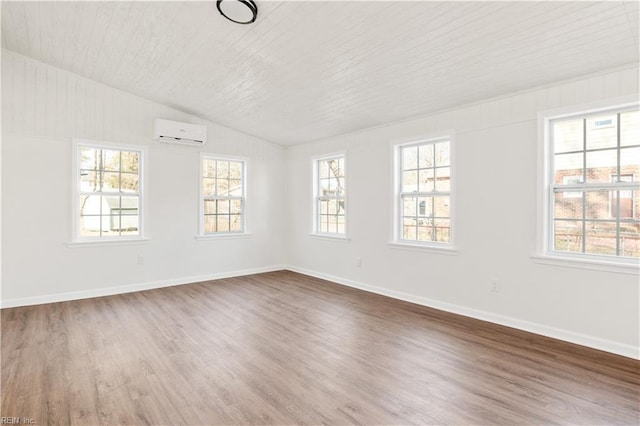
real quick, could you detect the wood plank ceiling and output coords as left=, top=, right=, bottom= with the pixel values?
left=2, top=1, right=639, bottom=145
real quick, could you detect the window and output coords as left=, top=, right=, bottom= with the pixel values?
left=395, top=137, right=452, bottom=246
left=201, top=156, right=246, bottom=234
left=314, top=155, right=346, bottom=235
left=547, top=106, right=639, bottom=260
left=75, top=142, right=143, bottom=240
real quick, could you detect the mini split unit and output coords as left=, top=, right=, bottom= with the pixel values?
left=153, top=118, right=207, bottom=146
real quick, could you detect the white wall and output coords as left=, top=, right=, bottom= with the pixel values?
left=286, top=66, right=640, bottom=358
left=1, top=49, right=286, bottom=305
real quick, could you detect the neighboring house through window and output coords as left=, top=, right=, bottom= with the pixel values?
left=546, top=105, right=639, bottom=260
left=75, top=141, right=143, bottom=240
left=395, top=136, right=453, bottom=246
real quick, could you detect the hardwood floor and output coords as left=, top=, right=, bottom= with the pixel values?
left=1, top=271, right=639, bottom=425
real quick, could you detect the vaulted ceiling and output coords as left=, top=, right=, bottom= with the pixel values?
left=2, top=1, right=638, bottom=145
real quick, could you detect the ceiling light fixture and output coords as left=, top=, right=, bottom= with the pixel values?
left=216, top=0, right=258, bottom=25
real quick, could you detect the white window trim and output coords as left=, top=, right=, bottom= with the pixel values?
left=535, top=96, right=640, bottom=274
left=70, top=138, right=148, bottom=245
left=198, top=153, right=249, bottom=237
left=391, top=132, right=456, bottom=251
left=312, top=152, right=348, bottom=238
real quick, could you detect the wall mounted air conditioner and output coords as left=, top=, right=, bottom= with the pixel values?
left=153, top=119, right=207, bottom=146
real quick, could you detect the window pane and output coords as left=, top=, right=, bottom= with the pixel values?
left=320, top=200, right=329, bottom=215
left=80, top=147, right=100, bottom=170
left=554, top=220, right=583, bottom=253
left=554, top=153, right=583, bottom=184
left=554, top=191, right=583, bottom=219
left=80, top=169, right=101, bottom=192
left=403, top=196, right=417, bottom=217
left=620, top=221, right=640, bottom=258
left=585, top=221, right=616, bottom=256
left=217, top=199, right=230, bottom=214
left=435, top=142, right=450, bottom=167
left=203, top=178, right=215, bottom=196
left=585, top=190, right=611, bottom=220
left=229, top=161, right=242, bottom=179
left=115, top=195, right=139, bottom=235
left=402, top=146, right=418, bottom=170
left=80, top=216, right=102, bottom=237
left=416, top=225, right=432, bottom=241
left=402, top=219, right=417, bottom=240
left=204, top=200, right=216, bottom=214
left=330, top=158, right=344, bottom=178
left=217, top=215, right=230, bottom=232
left=418, top=197, right=432, bottom=217
left=216, top=178, right=230, bottom=196
left=103, top=150, right=120, bottom=171
left=228, top=179, right=242, bottom=196
left=102, top=172, right=120, bottom=191
left=620, top=110, right=640, bottom=147
left=121, top=173, right=139, bottom=192
left=121, top=151, right=139, bottom=173
left=434, top=219, right=450, bottom=243
left=418, top=144, right=434, bottom=168
left=585, top=149, right=616, bottom=184
left=230, top=215, right=242, bottom=232
left=203, top=159, right=215, bottom=178
left=586, top=114, right=617, bottom=150
left=337, top=178, right=345, bottom=196
left=230, top=199, right=242, bottom=215
left=553, top=119, right=583, bottom=153
left=434, top=196, right=450, bottom=218
left=79, top=195, right=101, bottom=216
left=611, top=188, right=636, bottom=220
left=417, top=169, right=434, bottom=192
left=104, top=196, right=121, bottom=218
left=402, top=170, right=418, bottom=192
left=319, top=178, right=331, bottom=195
left=119, top=196, right=138, bottom=213
left=435, top=167, right=451, bottom=191
left=205, top=215, right=216, bottom=233
left=620, top=147, right=639, bottom=178
left=319, top=160, right=329, bottom=178
left=216, top=161, right=229, bottom=179
left=119, top=215, right=139, bottom=236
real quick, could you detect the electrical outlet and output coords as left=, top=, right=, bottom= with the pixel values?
left=137, top=255, right=144, bottom=265
left=355, top=257, right=363, bottom=268
left=491, top=279, right=500, bottom=293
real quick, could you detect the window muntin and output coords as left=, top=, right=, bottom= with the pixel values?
left=397, top=138, right=451, bottom=244
left=315, top=156, right=346, bottom=235
left=550, top=107, right=639, bottom=259
left=202, top=157, right=245, bottom=234
left=77, top=144, right=142, bottom=239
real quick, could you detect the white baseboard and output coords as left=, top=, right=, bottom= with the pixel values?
left=286, top=265, right=640, bottom=360
left=0, top=265, right=286, bottom=309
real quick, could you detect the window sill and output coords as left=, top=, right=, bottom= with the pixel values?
left=308, top=233, right=351, bottom=243
left=195, top=233, right=252, bottom=241
left=531, top=253, right=639, bottom=275
left=387, top=241, right=458, bottom=255
left=67, top=238, right=151, bottom=248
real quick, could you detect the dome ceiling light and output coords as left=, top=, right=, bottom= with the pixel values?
left=216, top=0, right=258, bottom=25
